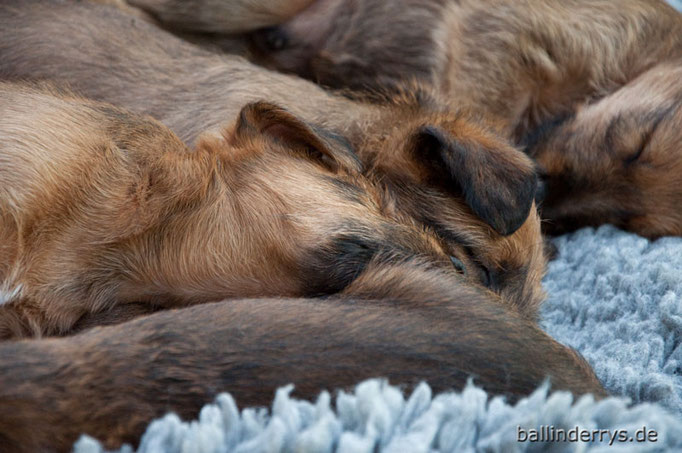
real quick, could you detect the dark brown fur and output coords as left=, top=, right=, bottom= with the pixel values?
left=0, top=82, right=458, bottom=338
left=247, top=0, right=682, bottom=237
left=0, top=258, right=606, bottom=453
left=527, top=63, right=682, bottom=236
left=0, top=0, right=547, bottom=318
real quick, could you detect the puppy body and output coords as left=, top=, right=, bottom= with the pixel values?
left=256, top=0, right=681, bottom=136
left=0, top=82, right=458, bottom=338
left=0, top=259, right=606, bottom=453
left=0, top=1, right=547, bottom=318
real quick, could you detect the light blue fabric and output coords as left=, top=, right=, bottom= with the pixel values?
left=74, top=226, right=682, bottom=452
left=542, top=227, right=682, bottom=413
left=75, top=382, right=682, bottom=453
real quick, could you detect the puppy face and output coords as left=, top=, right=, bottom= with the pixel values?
left=363, top=106, right=546, bottom=318
left=530, top=63, right=682, bottom=238
left=76, top=102, right=459, bottom=305
left=190, top=102, right=456, bottom=298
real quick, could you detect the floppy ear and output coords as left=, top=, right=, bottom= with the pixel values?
left=233, top=101, right=361, bottom=173
left=411, top=126, right=538, bottom=236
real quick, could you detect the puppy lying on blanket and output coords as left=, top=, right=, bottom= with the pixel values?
left=0, top=259, right=606, bottom=453
left=244, top=0, right=682, bottom=238
left=0, top=82, right=462, bottom=338
left=0, top=0, right=548, bottom=319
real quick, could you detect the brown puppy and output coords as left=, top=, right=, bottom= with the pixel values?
left=0, top=1, right=547, bottom=318
left=252, top=0, right=681, bottom=135
left=249, top=0, right=682, bottom=237
left=529, top=63, right=682, bottom=236
left=0, top=258, right=606, bottom=453
left=0, top=82, right=459, bottom=339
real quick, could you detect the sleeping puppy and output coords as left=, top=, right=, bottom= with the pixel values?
left=528, top=63, right=682, bottom=237
left=0, top=81, right=460, bottom=338
left=0, top=0, right=548, bottom=319
left=246, top=0, right=682, bottom=237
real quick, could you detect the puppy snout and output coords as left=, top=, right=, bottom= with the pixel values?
left=255, top=26, right=289, bottom=51
left=535, top=171, right=547, bottom=203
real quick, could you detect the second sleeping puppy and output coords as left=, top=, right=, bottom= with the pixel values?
left=0, top=0, right=548, bottom=319
left=249, top=0, right=682, bottom=238
left=0, top=82, right=453, bottom=338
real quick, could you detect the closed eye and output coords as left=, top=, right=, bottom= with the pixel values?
left=624, top=127, right=654, bottom=165
left=450, top=256, right=466, bottom=275
left=429, top=222, right=496, bottom=288
left=624, top=114, right=665, bottom=165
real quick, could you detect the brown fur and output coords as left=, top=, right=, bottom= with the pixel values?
left=0, top=0, right=547, bottom=318
left=94, top=0, right=315, bottom=33
left=530, top=63, right=682, bottom=236
left=0, top=258, right=606, bottom=452
left=0, top=82, right=461, bottom=339
left=87, top=0, right=296, bottom=55
left=248, top=0, right=682, bottom=237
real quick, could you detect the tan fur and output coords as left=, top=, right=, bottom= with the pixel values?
left=88, top=0, right=156, bottom=21
left=248, top=0, right=682, bottom=237
left=0, top=258, right=606, bottom=452
left=0, top=0, right=548, bottom=318
left=0, top=82, right=460, bottom=338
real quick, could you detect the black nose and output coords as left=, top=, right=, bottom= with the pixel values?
left=259, top=26, right=289, bottom=51
left=535, top=174, right=547, bottom=203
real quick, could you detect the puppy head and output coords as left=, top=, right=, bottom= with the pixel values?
left=366, top=108, right=546, bottom=318
left=528, top=63, right=682, bottom=238
left=169, top=102, right=459, bottom=299
left=249, top=0, right=442, bottom=93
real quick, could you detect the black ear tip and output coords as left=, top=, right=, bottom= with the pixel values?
left=488, top=212, right=527, bottom=236
left=508, top=171, right=538, bottom=235
left=477, top=170, right=538, bottom=236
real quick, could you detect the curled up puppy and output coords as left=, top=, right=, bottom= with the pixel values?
left=0, top=0, right=548, bottom=319
left=0, top=82, right=460, bottom=339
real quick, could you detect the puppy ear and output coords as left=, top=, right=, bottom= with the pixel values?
left=411, top=125, right=537, bottom=236
left=234, top=101, right=361, bottom=173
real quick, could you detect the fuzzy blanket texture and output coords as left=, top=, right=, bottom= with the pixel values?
left=75, top=226, right=682, bottom=452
